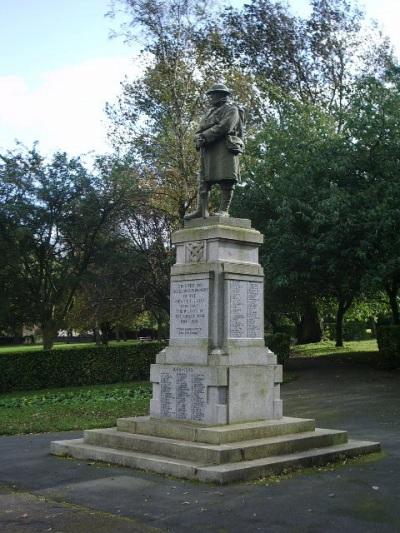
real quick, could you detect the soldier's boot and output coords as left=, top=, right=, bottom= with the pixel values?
left=214, top=184, right=234, bottom=217
left=184, top=187, right=209, bottom=220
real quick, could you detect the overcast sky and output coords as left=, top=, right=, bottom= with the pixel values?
left=0, top=0, right=399, bottom=157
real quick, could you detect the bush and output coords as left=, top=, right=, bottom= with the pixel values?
left=0, top=342, right=166, bottom=393
left=265, top=333, right=291, bottom=365
left=0, top=336, right=23, bottom=346
left=273, top=324, right=296, bottom=338
left=376, top=326, right=400, bottom=369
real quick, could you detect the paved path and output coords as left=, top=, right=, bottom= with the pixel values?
left=1, top=358, right=399, bottom=532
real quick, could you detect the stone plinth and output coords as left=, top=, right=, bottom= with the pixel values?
left=51, top=216, right=380, bottom=483
left=150, top=217, right=282, bottom=425
left=51, top=416, right=380, bottom=484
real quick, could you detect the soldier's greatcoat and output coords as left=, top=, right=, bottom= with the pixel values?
left=196, top=102, right=243, bottom=183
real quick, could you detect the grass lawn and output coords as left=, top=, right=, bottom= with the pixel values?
left=292, top=339, right=378, bottom=357
left=0, top=339, right=141, bottom=355
left=291, top=339, right=379, bottom=365
left=0, top=381, right=151, bottom=435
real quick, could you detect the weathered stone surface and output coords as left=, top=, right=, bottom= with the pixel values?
left=170, top=279, right=209, bottom=339
left=184, top=216, right=251, bottom=229
left=156, top=218, right=281, bottom=425
left=172, top=225, right=263, bottom=247
left=150, top=365, right=228, bottom=424
left=51, top=426, right=380, bottom=484
left=82, top=427, right=348, bottom=465
left=195, top=440, right=381, bottom=484
left=228, top=365, right=281, bottom=423
left=116, top=416, right=316, bottom=443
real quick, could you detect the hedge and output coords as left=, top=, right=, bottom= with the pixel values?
left=0, top=341, right=166, bottom=393
left=376, top=326, right=400, bottom=369
left=265, top=333, right=291, bottom=366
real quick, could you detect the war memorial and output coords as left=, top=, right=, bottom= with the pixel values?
left=51, top=84, right=379, bottom=483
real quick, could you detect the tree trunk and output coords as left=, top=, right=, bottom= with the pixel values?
left=386, top=284, right=400, bottom=325
left=100, top=321, right=112, bottom=346
left=335, top=302, right=345, bottom=347
left=42, top=320, right=58, bottom=350
left=335, top=296, right=354, bottom=347
left=269, top=313, right=279, bottom=334
left=93, top=324, right=101, bottom=346
left=154, top=314, right=163, bottom=340
left=296, top=301, right=322, bottom=344
left=370, top=318, right=377, bottom=339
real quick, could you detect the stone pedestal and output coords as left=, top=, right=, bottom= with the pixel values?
left=150, top=216, right=282, bottom=425
left=51, top=217, right=380, bottom=484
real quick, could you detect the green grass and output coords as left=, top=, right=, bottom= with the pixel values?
left=292, top=339, right=378, bottom=357
left=0, top=339, right=140, bottom=355
left=291, top=339, right=380, bottom=366
left=0, top=381, right=151, bottom=435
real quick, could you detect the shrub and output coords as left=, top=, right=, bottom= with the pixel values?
left=273, top=323, right=296, bottom=338
left=0, top=342, right=166, bottom=393
left=376, top=326, right=400, bottom=369
left=265, top=333, right=291, bottom=365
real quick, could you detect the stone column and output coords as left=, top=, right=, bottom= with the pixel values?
left=150, top=216, right=282, bottom=425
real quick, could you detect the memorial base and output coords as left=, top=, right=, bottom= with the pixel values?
left=51, top=416, right=380, bottom=484
left=51, top=216, right=380, bottom=482
left=150, top=217, right=283, bottom=426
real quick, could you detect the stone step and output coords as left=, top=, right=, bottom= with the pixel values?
left=116, top=416, right=316, bottom=444
left=50, top=439, right=199, bottom=479
left=84, top=427, right=348, bottom=465
left=50, top=438, right=380, bottom=484
left=196, top=440, right=381, bottom=484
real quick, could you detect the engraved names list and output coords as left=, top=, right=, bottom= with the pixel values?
left=160, top=367, right=207, bottom=421
left=229, top=280, right=263, bottom=338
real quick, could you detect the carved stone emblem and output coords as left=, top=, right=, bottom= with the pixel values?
left=185, top=241, right=205, bottom=263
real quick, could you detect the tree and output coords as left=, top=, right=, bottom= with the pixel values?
left=214, top=0, right=392, bottom=126
left=343, top=70, right=400, bottom=324
left=232, top=95, right=376, bottom=346
left=0, top=147, right=134, bottom=349
left=66, top=233, right=145, bottom=343
left=107, top=0, right=260, bottom=222
left=107, top=0, right=210, bottom=222
left=106, top=0, right=400, bottom=346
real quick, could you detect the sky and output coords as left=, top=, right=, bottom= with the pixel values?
left=0, top=0, right=399, bottom=157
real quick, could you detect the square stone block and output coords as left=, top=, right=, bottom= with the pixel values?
left=228, top=365, right=280, bottom=423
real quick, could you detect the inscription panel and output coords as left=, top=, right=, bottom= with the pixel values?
left=229, top=280, right=263, bottom=338
left=160, top=367, right=207, bottom=421
left=170, top=279, right=209, bottom=338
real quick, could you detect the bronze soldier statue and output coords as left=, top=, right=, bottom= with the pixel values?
left=185, top=84, right=245, bottom=220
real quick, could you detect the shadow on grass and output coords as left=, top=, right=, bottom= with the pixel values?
left=289, top=340, right=384, bottom=369
left=292, top=340, right=378, bottom=357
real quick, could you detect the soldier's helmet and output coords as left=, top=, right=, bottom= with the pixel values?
left=206, top=83, right=232, bottom=95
